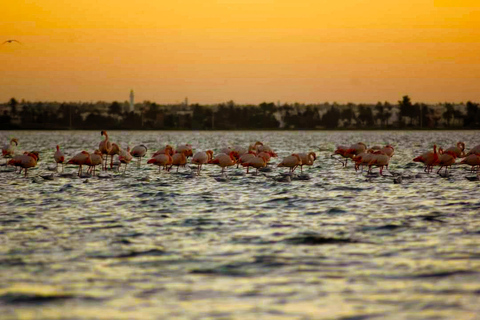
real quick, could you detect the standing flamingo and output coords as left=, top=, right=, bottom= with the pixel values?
left=147, top=153, right=173, bottom=172
left=67, top=151, right=92, bottom=176
left=297, top=152, right=317, bottom=173
left=153, top=145, right=174, bottom=157
left=170, top=150, right=188, bottom=172
left=99, top=131, right=112, bottom=171
left=191, top=150, right=213, bottom=175
left=8, top=152, right=39, bottom=177
left=87, top=150, right=103, bottom=176
left=466, top=144, right=480, bottom=157
left=119, top=146, right=133, bottom=173
left=176, top=144, right=193, bottom=159
left=445, top=142, right=466, bottom=158
left=436, top=150, right=457, bottom=175
left=459, top=154, right=480, bottom=172
left=237, top=151, right=257, bottom=172
left=54, top=145, right=65, bottom=172
left=353, top=150, right=375, bottom=172
left=108, top=143, right=122, bottom=169
left=210, top=152, right=236, bottom=176
left=380, top=145, right=395, bottom=157
left=277, top=154, right=302, bottom=173
left=2, top=138, right=18, bottom=165
left=131, top=144, right=148, bottom=168
left=413, top=145, right=439, bottom=173
left=367, top=151, right=390, bottom=176
left=332, top=145, right=354, bottom=167
left=241, top=154, right=268, bottom=175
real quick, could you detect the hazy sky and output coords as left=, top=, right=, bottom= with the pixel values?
left=1, top=0, right=479, bottom=104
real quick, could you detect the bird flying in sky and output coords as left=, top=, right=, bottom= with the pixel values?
left=2, top=40, right=22, bottom=45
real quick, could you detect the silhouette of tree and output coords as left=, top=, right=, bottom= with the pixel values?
left=398, top=95, right=413, bottom=126
left=109, top=101, right=122, bottom=115
left=358, top=105, right=374, bottom=127
left=374, top=102, right=384, bottom=127
left=383, top=102, right=393, bottom=127
left=443, top=103, right=455, bottom=127
left=341, top=105, right=355, bottom=127
left=322, top=106, right=340, bottom=129
left=465, top=101, right=480, bottom=128
left=8, top=98, right=18, bottom=115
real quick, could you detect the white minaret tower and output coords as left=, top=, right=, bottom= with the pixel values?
left=129, top=90, right=135, bottom=112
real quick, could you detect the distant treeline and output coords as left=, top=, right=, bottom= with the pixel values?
left=1, top=96, right=479, bottom=130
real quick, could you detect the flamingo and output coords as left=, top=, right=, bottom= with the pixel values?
left=170, top=150, right=188, bottom=172
left=67, top=151, right=92, bottom=176
left=108, top=143, right=122, bottom=169
left=241, top=154, right=268, bottom=175
left=54, top=145, right=65, bottom=172
left=119, top=146, right=133, bottom=173
left=332, top=145, right=354, bottom=167
left=8, top=152, right=39, bottom=177
left=99, top=131, right=112, bottom=170
left=257, top=144, right=278, bottom=157
left=367, top=151, right=390, bottom=176
left=346, top=142, right=367, bottom=156
left=297, top=152, right=317, bottom=173
left=131, top=144, right=148, bottom=167
left=232, top=145, right=248, bottom=158
left=176, top=144, right=193, bottom=159
left=237, top=151, right=257, bottom=172
left=380, top=145, right=395, bottom=157
left=248, top=141, right=263, bottom=153
left=2, top=138, right=18, bottom=165
left=210, top=152, right=236, bottom=176
left=147, top=153, right=173, bottom=172
left=413, top=145, right=439, bottom=173
left=277, top=154, right=302, bottom=173
left=352, top=150, right=375, bottom=172
left=152, top=145, right=174, bottom=157
left=445, top=142, right=466, bottom=158
left=436, top=150, right=457, bottom=175
left=191, top=150, right=213, bottom=175
left=466, top=144, right=480, bottom=157
left=459, top=154, right=480, bottom=172
left=87, top=150, right=103, bottom=176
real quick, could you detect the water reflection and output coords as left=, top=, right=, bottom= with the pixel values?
left=1, top=131, right=480, bottom=319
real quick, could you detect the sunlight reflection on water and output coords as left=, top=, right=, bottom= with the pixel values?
left=1, top=130, right=480, bottom=319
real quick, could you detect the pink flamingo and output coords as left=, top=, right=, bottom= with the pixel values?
left=131, top=144, right=148, bottom=168
left=191, top=150, right=213, bottom=175
left=54, top=145, right=65, bottom=172
left=436, top=150, right=457, bottom=175
left=413, top=145, right=439, bottom=173
left=210, top=152, right=236, bottom=176
left=87, top=150, right=103, bottom=176
left=67, top=151, right=92, bottom=176
left=148, top=153, right=173, bottom=172
left=278, top=154, right=302, bottom=173
left=459, top=154, right=480, bottom=172
left=99, top=131, right=112, bottom=171
left=297, top=152, right=317, bottom=173
left=119, top=146, right=133, bottom=173
left=8, top=152, right=39, bottom=177
left=241, top=154, right=268, bottom=175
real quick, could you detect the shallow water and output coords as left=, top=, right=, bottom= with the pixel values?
left=1, top=130, right=480, bottom=320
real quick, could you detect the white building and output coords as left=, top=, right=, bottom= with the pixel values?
left=129, top=90, right=135, bottom=113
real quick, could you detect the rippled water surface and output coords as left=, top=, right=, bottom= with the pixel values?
left=1, top=130, right=480, bottom=320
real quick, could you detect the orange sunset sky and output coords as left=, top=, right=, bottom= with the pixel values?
left=1, top=0, right=479, bottom=104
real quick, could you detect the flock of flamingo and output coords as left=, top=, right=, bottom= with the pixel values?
left=2, top=131, right=480, bottom=179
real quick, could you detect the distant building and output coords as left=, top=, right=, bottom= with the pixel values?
left=129, top=90, right=135, bottom=113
